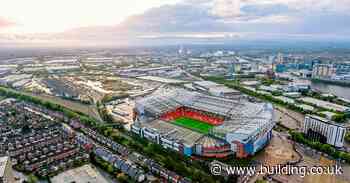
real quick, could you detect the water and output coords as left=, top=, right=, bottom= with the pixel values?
left=311, top=81, right=350, bottom=100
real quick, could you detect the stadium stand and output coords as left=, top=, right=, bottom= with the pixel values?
left=132, top=88, right=275, bottom=158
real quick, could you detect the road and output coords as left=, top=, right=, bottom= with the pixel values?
left=274, top=105, right=304, bottom=130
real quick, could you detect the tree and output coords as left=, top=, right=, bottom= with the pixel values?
left=345, top=132, right=350, bottom=143
left=28, top=174, right=39, bottom=183
left=332, top=113, right=347, bottom=123
left=271, top=91, right=282, bottom=96
left=289, top=131, right=350, bottom=163
left=117, top=173, right=128, bottom=183
left=320, top=144, right=334, bottom=154
left=107, top=164, right=114, bottom=174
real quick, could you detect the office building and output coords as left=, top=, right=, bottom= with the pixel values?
left=312, top=64, right=336, bottom=78
left=303, top=115, right=346, bottom=148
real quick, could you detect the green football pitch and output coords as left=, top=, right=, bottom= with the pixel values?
left=173, top=117, right=213, bottom=134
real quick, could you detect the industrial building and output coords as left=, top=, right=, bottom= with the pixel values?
left=299, top=97, right=350, bottom=113
left=303, top=115, right=346, bottom=148
left=285, top=80, right=311, bottom=92
left=131, top=88, right=275, bottom=158
left=192, top=81, right=241, bottom=99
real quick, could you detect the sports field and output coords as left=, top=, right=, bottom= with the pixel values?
left=173, top=117, right=213, bottom=134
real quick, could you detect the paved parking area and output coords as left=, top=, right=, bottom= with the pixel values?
left=51, top=164, right=115, bottom=183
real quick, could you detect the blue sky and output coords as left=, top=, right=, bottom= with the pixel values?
left=1, top=0, right=350, bottom=45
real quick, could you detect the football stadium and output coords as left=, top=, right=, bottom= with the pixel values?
left=131, top=88, right=275, bottom=158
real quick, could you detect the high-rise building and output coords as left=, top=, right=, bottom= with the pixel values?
left=0, top=156, right=14, bottom=183
left=275, top=64, right=286, bottom=73
left=178, top=45, right=184, bottom=55
left=276, top=53, right=284, bottom=64
left=233, top=63, right=242, bottom=73
left=312, top=64, right=336, bottom=78
left=303, top=115, right=346, bottom=147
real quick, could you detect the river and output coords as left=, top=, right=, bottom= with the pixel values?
left=311, top=81, right=350, bottom=100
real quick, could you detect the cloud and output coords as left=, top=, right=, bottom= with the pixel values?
left=121, top=4, right=223, bottom=33
left=240, top=3, right=290, bottom=17
left=119, top=0, right=350, bottom=36
left=211, top=0, right=241, bottom=18
left=2, top=0, right=350, bottom=45
left=48, top=0, right=349, bottom=44
left=243, top=0, right=350, bottom=12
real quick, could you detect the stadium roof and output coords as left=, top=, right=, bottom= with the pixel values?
left=136, top=88, right=242, bottom=117
left=136, top=88, right=274, bottom=142
left=140, top=120, right=204, bottom=146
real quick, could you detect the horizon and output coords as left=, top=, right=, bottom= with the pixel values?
left=1, top=0, right=350, bottom=46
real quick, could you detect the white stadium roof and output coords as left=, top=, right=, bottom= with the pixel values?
left=135, top=88, right=274, bottom=143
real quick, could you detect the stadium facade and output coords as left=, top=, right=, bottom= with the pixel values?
left=131, top=88, right=275, bottom=158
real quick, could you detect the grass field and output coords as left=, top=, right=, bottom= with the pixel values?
left=173, top=117, right=213, bottom=134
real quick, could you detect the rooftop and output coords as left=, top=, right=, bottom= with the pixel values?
left=140, top=119, right=204, bottom=146
left=208, top=86, right=240, bottom=94
left=136, top=88, right=243, bottom=117
left=136, top=88, right=274, bottom=141
left=300, top=97, right=349, bottom=112
left=137, top=76, right=187, bottom=84
left=51, top=164, right=111, bottom=183
left=0, top=156, right=9, bottom=178
left=193, top=81, right=222, bottom=88
left=306, top=114, right=346, bottom=128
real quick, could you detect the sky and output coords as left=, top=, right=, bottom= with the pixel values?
left=0, top=0, right=180, bottom=33
left=1, top=0, right=350, bottom=45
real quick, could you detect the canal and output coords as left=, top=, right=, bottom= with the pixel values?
left=311, top=81, right=350, bottom=100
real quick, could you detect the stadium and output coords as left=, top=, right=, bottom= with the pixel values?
left=131, top=88, right=275, bottom=158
